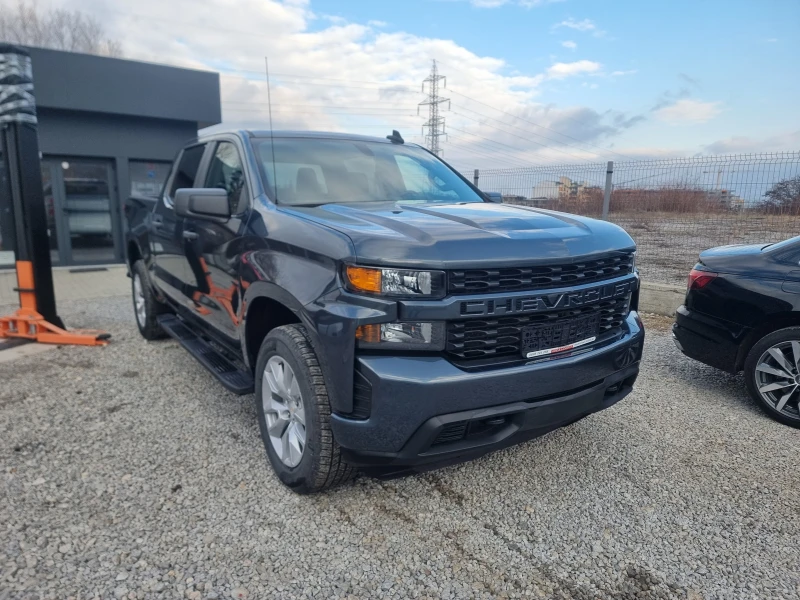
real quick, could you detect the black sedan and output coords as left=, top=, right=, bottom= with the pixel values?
left=673, top=235, right=800, bottom=428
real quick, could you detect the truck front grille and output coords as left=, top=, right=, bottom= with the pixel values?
left=447, top=251, right=634, bottom=295
left=446, top=296, right=630, bottom=362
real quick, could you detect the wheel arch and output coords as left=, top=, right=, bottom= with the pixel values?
left=735, top=312, right=800, bottom=371
left=241, top=282, right=307, bottom=371
left=126, top=238, right=142, bottom=268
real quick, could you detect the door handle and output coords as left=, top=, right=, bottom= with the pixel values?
left=183, top=231, right=199, bottom=241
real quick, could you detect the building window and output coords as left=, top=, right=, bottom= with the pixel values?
left=129, top=160, right=171, bottom=198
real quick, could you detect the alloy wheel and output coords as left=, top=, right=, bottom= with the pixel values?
left=754, top=341, right=800, bottom=421
left=262, top=355, right=307, bottom=467
left=133, top=274, right=146, bottom=328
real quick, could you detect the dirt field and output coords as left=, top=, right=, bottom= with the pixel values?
left=607, top=213, right=799, bottom=285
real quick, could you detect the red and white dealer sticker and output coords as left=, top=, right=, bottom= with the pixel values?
left=525, top=336, right=597, bottom=359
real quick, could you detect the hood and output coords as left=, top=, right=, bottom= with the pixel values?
left=283, top=201, right=635, bottom=269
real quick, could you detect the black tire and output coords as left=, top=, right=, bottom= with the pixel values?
left=254, top=324, right=356, bottom=493
left=131, top=260, right=167, bottom=340
left=744, top=326, right=800, bottom=428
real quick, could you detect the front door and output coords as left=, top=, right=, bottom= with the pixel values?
left=150, top=143, right=207, bottom=306
left=41, top=158, right=122, bottom=265
left=180, top=140, right=250, bottom=344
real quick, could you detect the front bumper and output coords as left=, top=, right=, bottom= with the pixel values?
left=332, top=312, right=644, bottom=472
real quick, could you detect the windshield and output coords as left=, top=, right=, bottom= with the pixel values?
left=253, top=137, right=484, bottom=207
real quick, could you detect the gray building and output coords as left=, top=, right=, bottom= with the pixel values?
left=8, top=47, right=221, bottom=267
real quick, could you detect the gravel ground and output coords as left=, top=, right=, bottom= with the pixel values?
left=1, top=297, right=799, bottom=600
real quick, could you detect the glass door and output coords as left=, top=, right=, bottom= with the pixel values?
left=41, top=162, right=62, bottom=265
left=42, top=158, right=122, bottom=265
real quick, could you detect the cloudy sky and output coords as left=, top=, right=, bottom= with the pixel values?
left=57, top=0, right=800, bottom=169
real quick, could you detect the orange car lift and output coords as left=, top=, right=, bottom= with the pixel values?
left=1, top=44, right=108, bottom=347
left=0, top=261, right=109, bottom=346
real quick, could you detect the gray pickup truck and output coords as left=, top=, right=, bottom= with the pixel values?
left=125, top=129, right=644, bottom=493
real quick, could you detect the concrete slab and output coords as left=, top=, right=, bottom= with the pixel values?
left=0, top=340, right=59, bottom=363
left=640, top=281, right=685, bottom=317
left=0, top=264, right=129, bottom=306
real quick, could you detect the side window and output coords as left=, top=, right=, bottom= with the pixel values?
left=166, top=144, right=206, bottom=204
left=776, top=248, right=800, bottom=266
left=394, top=155, right=459, bottom=200
left=205, top=142, right=248, bottom=214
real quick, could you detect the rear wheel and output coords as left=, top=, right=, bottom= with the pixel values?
left=744, top=327, right=800, bottom=428
left=131, top=260, right=167, bottom=340
left=254, top=324, right=356, bottom=493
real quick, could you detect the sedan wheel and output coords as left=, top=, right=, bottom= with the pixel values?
left=754, top=341, right=800, bottom=420
left=263, top=355, right=307, bottom=468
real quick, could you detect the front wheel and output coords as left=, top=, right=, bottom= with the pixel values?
left=131, top=260, right=167, bottom=340
left=744, top=327, right=800, bottom=428
left=254, top=324, right=356, bottom=493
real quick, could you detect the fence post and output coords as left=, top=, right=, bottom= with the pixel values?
left=473, top=169, right=479, bottom=187
left=602, top=161, right=613, bottom=219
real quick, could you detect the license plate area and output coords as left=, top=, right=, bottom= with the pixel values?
left=521, top=314, right=600, bottom=358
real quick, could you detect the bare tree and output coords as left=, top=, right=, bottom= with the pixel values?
left=762, top=175, right=800, bottom=215
left=0, top=0, right=122, bottom=57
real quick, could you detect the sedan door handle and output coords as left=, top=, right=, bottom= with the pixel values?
left=183, top=231, right=199, bottom=241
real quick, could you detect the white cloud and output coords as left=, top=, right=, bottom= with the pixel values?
left=654, top=99, right=722, bottom=124
left=546, top=60, right=602, bottom=79
left=610, top=69, right=637, bottom=76
left=554, top=18, right=595, bottom=32
left=552, top=17, right=606, bottom=37
left=561, top=40, right=577, bottom=50
left=321, top=14, right=346, bottom=24
left=367, top=20, right=388, bottom=27
left=469, top=0, right=509, bottom=7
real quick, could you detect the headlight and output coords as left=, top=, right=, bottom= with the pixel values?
left=345, top=265, right=445, bottom=298
left=356, top=322, right=445, bottom=351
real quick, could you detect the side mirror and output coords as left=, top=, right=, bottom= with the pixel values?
left=483, top=191, right=503, bottom=203
left=174, top=188, right=230, bottom=221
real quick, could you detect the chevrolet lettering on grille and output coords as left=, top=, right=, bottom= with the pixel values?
left=459, top=279, right=634, bottom=317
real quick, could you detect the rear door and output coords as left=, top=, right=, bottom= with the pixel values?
left=179, top=138, right=251, bottom=343
left=150, top=143, right=208, bottom=305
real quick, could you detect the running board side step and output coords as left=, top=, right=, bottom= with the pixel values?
left=157, top=315, right=254, bottom=395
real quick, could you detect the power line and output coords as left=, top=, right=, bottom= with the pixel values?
left=448, top=127, right=556, bottom=164
left=449, top=116, right=599, bottom=162
left=450, top=102, right=612, bottom=159
left=446, top=145, right=527, bottom=168
left=220, top=71, right=419, bottom=92
left=222, top=101, right=414, bottom=109
left=448, top=89, right=637, bottom=161
left=447, top=134, right=538, bottom=168
left=223, top=107, right=419, bottom=116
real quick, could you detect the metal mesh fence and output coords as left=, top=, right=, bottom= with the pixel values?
left=472, top=152, right=800, bottom=285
